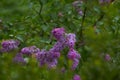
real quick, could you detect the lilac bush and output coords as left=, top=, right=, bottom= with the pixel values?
left=0, top=27, right=81, bottom=79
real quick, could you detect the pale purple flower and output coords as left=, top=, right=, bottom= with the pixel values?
left=72, top=0, right=83, bottom=16
left=36, top=48, right=60, bottom=69
left=48, top=50, right=60, bottom=59
left=45, top=50, right=60, bottom=68
left=21, top=46, right=40, bottom=55
left=36, top=49, right=47, bottom=66
left=78, top=10, right=83, bottom=16
left=68, top=48, right=81, bottom=60
left=99, top=0, right=111, bottom=4
left=68, top=48, right=80, bottom=70
left=52, top=27, right=65, bottom=41
left=66, top=33, right=76, bottom=48
left=47, top=59, right=57, bottom=69
left=1, top=40, right=20, bottom=52
left=13, top=53, right=26, bottom=64
left=73, top=74, right=81, bottom=80
left=72, top=59, right=79, bottom=70
left=72, top=0, right=82, bottom=8
left=50, top=40, right=65, bottom=52
left=105, top=54, right=111, bottom=61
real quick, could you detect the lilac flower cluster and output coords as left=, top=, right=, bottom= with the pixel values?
left=52, top=27, right=65, bottom=41
left=1, top=40, right=20, bottom=52
left=13, top=46, right=40, bottom=63
left=36, top=27, right=65, bottom=68
left=21, top=46, right=40, bottom=55
left=0, top=28, right=81, bottom=80
left=72, top=0, right=83, bottom=16
left=104, top=54, right=111, bottom=61
left=13, top=53, right=26, bottom=64
left=36, top=27, right=80, bottom=70
left=0, top=28, right=80, bottom=70
left=99, top=0, right=111, bottom=4
left=73, top=74, right=81, bottom=80
left=36, top=49, right=60, bottom=68
left=66, top=34, right=81, bottom=70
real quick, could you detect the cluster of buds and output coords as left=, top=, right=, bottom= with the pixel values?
left=72, top=0, right=83, bottom=16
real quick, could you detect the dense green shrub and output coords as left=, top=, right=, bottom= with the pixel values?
left=0, top=0, right=120, bottom=80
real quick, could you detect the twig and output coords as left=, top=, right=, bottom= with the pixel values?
left=38, top=0, right=43, bottom=16
left=93, top=13, right=104, bottom=27
left=80, top=7, right=87, bottom=40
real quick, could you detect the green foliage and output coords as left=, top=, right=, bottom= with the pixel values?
left=0, top=0, right=120, bottom=80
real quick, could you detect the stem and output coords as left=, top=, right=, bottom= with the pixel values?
left=93, top=13, right=104, bottom=27
left=80, top=7, right=87, bottom=40
left=76, top=6, right=87, bottom=49
left=38, top=0, right=47, bottom=25
left=38, top=0, right=43, bottom=16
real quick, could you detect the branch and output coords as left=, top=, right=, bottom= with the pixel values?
left=93, top=13, right=104, bottom=27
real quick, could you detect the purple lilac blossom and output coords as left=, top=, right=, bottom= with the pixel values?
left=66, top=33, right=76, bottom=48
left=99, top=0, right=111, bottom=4
left=72, top=59, right=79, bottom=70
left=68, top=49, right=80, bottom=60
left=68, top=48, right=80, bottom=70
left=36, top=28, right=81, bottom=69
left=21, top=46, right=40, bottom=55
left=48, top=50, right=60, bottom=59
left=36, top=49, right=47, bottom=66
left=72, top=0, right=83, bottom=16
left=50, top=40, right=65, bottom=52
left=73, top=74, right=81, bottom=80
left=36, top=49, right=60, bottom=68
left=78, top=10, right=83, bottom=16
left=52, top=27, right=65, bottom=41
left=1, top=40, right=20, bottom=52
left=47, top=59, right=58, bottom=69
left=13, top=53, right=26, bottom=64
left=105, top=54, right=111, bottom=61
left=72, top=0, right=83, bottom=8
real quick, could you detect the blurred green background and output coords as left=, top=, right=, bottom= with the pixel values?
left=0, top=0, right=120, bottom=80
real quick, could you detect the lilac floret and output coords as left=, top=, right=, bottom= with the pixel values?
left=52, top=27, right=65, bottom=40
left=21, top=46, right=40, bottom=55
left=68, top=49, right=81, bottom=60
left=73, top=74, right=81, bottom=80
left=13, top=53, right=26, bottom=64
left=72, top=59, right=79, bottom=70
left=66, top=33, right=76, bottom=48
left=36, top=49, right=60, bottom=69
left=99, top=0, right=111, bottom=4
left=47, top=59, right=58, bottom=69
left=105, top=54, right=111, bottom=61
left=36, top=49, right=47, bottom=66
left=50, top=40, right=65, bottom=52
left=1, top=40, right=20, bottom=52
left=68, top=48, right=80, bottom=70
